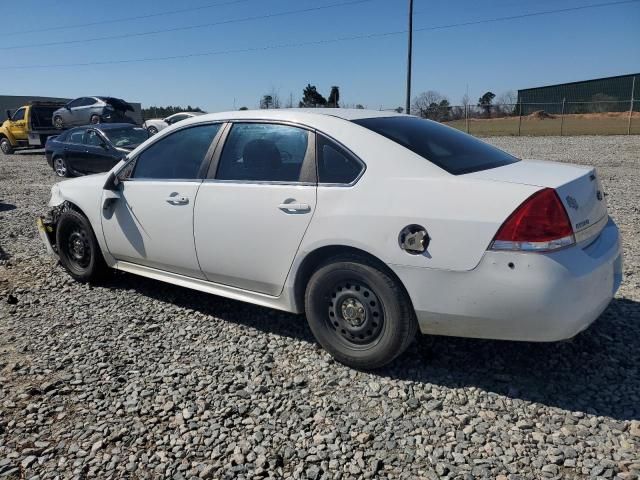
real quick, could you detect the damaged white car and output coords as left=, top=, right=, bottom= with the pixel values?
left=38, top=109, right=623, bottom=369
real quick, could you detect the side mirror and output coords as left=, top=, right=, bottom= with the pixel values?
left=100, top=141, right=109, bottom=150
left=103, top=171, right=120, bottom=191
left=65, top=105, right=71, bottom=111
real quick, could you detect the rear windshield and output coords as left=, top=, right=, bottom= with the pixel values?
left=353, top=116, right=518, bottom=175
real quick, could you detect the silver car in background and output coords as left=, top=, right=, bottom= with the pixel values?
left=52, top=97, right=135, bottom=129
left=143, top=111, right=205, bottom=135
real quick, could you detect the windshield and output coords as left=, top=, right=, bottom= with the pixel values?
left=104, top=127, right=148, bottom=148
left=353, top=116, right=519, bottom=175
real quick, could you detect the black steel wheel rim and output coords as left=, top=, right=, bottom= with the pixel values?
left=326, top=281, right=384, bottom=346
left=66, top=226, right=91, bottom=269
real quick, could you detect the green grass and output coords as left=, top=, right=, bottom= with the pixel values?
left=444, top=114, right=640, bottom=136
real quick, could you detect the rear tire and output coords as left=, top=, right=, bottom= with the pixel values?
left=0, top=138, right=14, bottom=155
left=53, top=116, right=64, bottom=129
left=305, top=255, right=417, bottom=369
left=90, top=114, right=100, bottom=125
left=53, top=156, right=70, bottom=177
left=56, top=210, right=108, bottom=283
left=147, top=126, right=158, bottom=135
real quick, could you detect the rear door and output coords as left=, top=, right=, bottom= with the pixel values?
left=193, top=122, right=316, bottom=296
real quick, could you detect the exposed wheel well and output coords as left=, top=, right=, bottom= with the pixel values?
left=293, top=245, right=413, bottom=312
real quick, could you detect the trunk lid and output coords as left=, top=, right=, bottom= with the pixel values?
left=465, top=159, right=608, bottom=238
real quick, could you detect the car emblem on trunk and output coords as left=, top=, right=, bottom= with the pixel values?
left=565, top=196, right=579, bottom=210
left=596, top=190, right=603, bottom=201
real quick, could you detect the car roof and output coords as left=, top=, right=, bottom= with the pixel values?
left=67, top=123, right=140, bottom=131
left=180, top=108, right=404, bottom=126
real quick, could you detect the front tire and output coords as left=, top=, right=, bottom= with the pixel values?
left=0, top=138, right=14, bottom=155
left=56, top=210, right=107, bottom=283
left=305, top=256, right=417, bottom=369
left=53, top=156, right=70, bottom=177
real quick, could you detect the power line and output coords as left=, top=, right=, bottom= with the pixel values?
left=2, top=0, right=636, bottom=69
left=0, top=0, right=376, bottom=51
left=4, top=0, right=255, bottom=36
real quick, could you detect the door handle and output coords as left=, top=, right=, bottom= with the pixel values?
left=278, top=202, right=311, bottom=213
left=166, top=195, right=189, bottom=205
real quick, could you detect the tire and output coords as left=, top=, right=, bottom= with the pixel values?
left=0, top=138, right=14, bottom=155
left=52, top=156, right=70, bottom=177
left=305, top=255, right=417, bottom=369
left=56, top=209, right=108, bottom=283
left=90, top=114, right=100, bottom=125
left=147, top=126, right=158, bottom=135
left=53, top=116, right=64, bottom=129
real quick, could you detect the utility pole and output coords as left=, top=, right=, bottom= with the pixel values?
left=405, top=0, right=413, bottom=115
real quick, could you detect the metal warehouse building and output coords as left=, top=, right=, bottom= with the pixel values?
left=517, top=73, right=638, bottom=114
left=0, top=95, right=144, bottom=124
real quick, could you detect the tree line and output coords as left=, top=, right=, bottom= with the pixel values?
left=411, top=90, right=518, bottom=121
left=142, top=105, right=205, bottom=120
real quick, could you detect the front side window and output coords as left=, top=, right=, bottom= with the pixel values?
left=68, top=129, right=86, bottom=144
left=317, top=135, right=363, bottom=184
left=85, top=130, right=103, bottom=146
left=353, top=116, right=518, bottom=175
left=132, top=123, right=220, bottom=180
left=216, top=123, right=309, bottom=182
left=11, top=108, right=25, bottom=121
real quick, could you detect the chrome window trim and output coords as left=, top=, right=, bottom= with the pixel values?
left=202, top=179, right=316, bottom=187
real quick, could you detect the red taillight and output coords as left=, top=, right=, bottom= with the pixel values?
left=491, top=188, right=575, bottom=252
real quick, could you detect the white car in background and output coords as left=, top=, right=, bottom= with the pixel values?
left=142, top=111, right=205, bottom=135
left=37, top=109, right=622, bottom=369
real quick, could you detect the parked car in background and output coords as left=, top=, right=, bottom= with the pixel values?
left=0, top=102, right=64, bottom=154
left=37, top=109, right=622, bottom=369
left=52, top=97, right=135, bottom=129
left=143, top=111, right=205, bottom=135
left=45, top=123, right=148, bottom=177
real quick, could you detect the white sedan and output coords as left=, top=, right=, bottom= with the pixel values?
left=142, top=111, right=205, bottom=135
left=37, top=109, right=623, bottom=369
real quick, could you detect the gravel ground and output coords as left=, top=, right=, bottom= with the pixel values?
left=1, top=136, right=639, bottom=480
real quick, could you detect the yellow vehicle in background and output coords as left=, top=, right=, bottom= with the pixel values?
left=0, top=102, right=64, bottom=154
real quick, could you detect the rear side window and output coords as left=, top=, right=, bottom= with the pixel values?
left=216, top=123, right=309, bottom=182
left=353, top=116, right=518, bottom=175
left=317, top=135, right=363, bottom=184
left=132, top=124, right=220, bottom=180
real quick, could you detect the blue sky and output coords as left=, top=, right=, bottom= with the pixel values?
left=4, top=0, right=639, bottom=111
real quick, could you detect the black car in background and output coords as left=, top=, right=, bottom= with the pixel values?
left=45, top=123, right=148, bottom=177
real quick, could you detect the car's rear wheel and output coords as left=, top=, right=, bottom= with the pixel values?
left=147, top=126, right=158, bottom=135
left=53, top=116, right=64, bottom=129
left=0, top=138, right=14, bottom=155
left=90, top=114, right=100, bottom=124
left=56, top=210, right=107, bottom=283
left=53, top=156, right=69, bottom=177
left=305, top=255, right=417, bottom=369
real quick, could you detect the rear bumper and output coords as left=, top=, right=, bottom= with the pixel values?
left=393, top=217, right=623, bottom=342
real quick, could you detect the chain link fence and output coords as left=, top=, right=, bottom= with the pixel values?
left=420, top=100, right=639, bottom=136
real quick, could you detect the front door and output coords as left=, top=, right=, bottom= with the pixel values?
left=83, top=129, right=120, bottom=173
left=194, top=122, right=317, bottom=296
left=101, top=123, right=222, bottom=278
left=7, top=108, right=27, bottom=142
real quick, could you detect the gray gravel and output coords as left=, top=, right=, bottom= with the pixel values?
left=1, top=136, right=639, bottom=479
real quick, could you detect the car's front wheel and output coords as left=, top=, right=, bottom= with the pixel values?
left=0, top=138, right=14, bottom=155
left=56, top=209, right=107, bottom=282
left=305, top=255, right=417, bottom=369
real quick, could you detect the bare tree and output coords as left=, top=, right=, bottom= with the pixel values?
left=496, top=90, right=517, bottom=116
left=412, top=91, right=451, bottom=120
left=285, top=92, right=294, bottom=108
